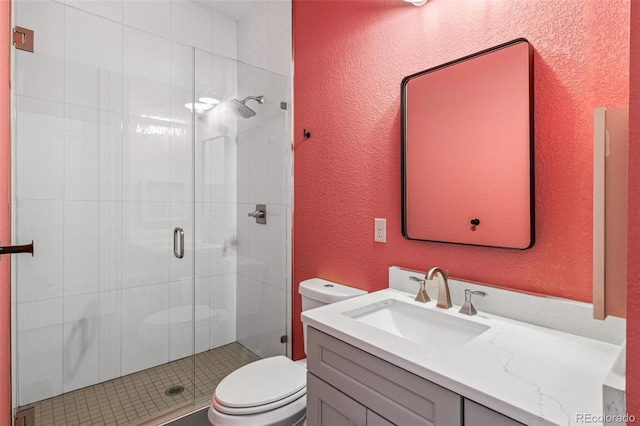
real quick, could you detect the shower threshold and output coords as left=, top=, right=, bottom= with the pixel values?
left=16, top=342, right=260, bottom=426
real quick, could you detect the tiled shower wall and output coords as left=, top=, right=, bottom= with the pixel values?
left=235, top=3, right=293, bottom=358
left=12, top=0, right=246, bottom=407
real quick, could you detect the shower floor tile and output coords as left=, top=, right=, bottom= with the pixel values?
left=17, top=342, right=261, bottom=426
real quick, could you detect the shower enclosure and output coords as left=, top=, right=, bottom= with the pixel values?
left=11, top=1, right=290, bottom=423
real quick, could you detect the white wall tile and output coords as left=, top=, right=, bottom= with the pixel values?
left=194, top=202, right=212, bottom=278
left=222, top=134, right=238, bottom=203
left=16, top=241, right=63, bottom=303
left=15, top=97, right=64, bottom=200
left=65, top=8, right=123, bottom=112
left=65, top=105, right=123, bottom=201
left=15, top=0, right=65, bottom=102
left=210, top=274, right=236, bottom=349
left=268, top=0, right=292, bottom=41
left=97, top=201, right=123, bottom=292
left=268, top=121, right=287, bottom=205
left=121, top=201, right=171, bottom=288
left=172, top=0, right=212, bottom=53
left=123, top=0, right=171, bottom=40
left=247, top=126, right=269, bottom=204
left=236, top=275, right=267, bottom=355
left=247, top=216, right=268, bottom=284
left=17, top=298, right=63, bottom=405
left=236, top=277, right=284, bottom=358
left=237, top=1, right=268, bottom=60
left=63, top=201, right=122, bottom=295
left=171, top=42, right=196, bottom=204
left=62, top=291, right=121, bottom=393
left=267, top=204, right=286, bottom=291
left=195, top=277, right=211, bottom=353
left=211, top=12, right=237, bottom=60
left=64, top=105, right=99, bottom=200
left=64, top=0, right=123, bottom=23
left=268, top=30, right=292, bottom=78
left=169, top=279, right=194, bottom=361
left=64, top=201, right=100, bottom=296
left=236, top=131, right=250, bottom=204
left=210, top=203, right=236, bottom=277
left=122, top=114, right=172, bottom=202
left=121, top=283, right=170, bottom=375
left=123, top=28, right=172, bottom=119
left=236, top=204, right=250, bottom=279
left=16, top=200, right=63, bottom=243
left=265, top=284, right=286, bottom=357
left=241, top=44, right=269, bottom=71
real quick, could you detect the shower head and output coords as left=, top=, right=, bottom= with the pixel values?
left=227, top=95, right=264, bottom=118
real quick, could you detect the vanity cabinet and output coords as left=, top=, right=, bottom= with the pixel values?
left=307, top=373, right=393, bottom=426
left=463, top=400, right=524, bottom=426
left=306, top=327, right=523, bottom=426
left=307, top=327, right=462, bottom=426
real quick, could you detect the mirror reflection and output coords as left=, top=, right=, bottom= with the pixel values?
left=401, top=38, right=534, bottom=250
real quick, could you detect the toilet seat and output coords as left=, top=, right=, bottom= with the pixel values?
left=213, top=387, right=306, bottom=415
left=213, top=356, right=307, bottom=416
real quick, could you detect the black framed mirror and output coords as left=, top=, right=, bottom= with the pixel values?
left=401, top=38, right=535, bottom=250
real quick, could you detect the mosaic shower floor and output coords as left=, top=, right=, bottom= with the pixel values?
left=17, top=343, right=260, bottom=426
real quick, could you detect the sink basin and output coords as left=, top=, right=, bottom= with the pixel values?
left=343, top=299, right=490, bottom=352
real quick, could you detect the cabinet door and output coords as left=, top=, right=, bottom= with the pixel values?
left=307, top=373, right=367, bottom=426
left=307, top=327, right=462, bottom=426
left=367, top=410, right=395, bottom=426
left=464, top=400, right=524, bottom=426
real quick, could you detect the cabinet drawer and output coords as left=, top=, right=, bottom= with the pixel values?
left=464, top=400, right=524, bottom=426
left=307, top=327, right=462, bottom=426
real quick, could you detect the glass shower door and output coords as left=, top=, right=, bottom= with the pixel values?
left=12, top=2, right=198, bottom=422
left=192, top=52, right=289, bottom=403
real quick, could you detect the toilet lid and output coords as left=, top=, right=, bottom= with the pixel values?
left=215, top=356, right=306, bottom=409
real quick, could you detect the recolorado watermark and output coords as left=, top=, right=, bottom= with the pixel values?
left=576, top=413, right=636, bottom=423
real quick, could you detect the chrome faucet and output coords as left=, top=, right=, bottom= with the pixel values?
left=427, top=267, right=452, bottom=309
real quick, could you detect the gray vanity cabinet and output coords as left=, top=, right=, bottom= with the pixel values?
left=307, top=373, right=395, bottom=426
left=463, top=400, right=524, bottom=426
left=306, top=327, right=524, bottom=426
left=306, top=327, right=462, bottom=426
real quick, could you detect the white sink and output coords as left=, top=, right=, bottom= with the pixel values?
left=343, top=298, right=490, bottom=352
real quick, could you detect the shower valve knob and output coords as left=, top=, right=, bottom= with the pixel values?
left=248, top=204, right=267, bottom=224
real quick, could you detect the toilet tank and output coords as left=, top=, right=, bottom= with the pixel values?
left=299, top=278, right=367, bottom=356
left=299, top=278, right=367, bottom=312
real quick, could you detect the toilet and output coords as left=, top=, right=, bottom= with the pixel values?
left=208, top=278, right=367, bottom=426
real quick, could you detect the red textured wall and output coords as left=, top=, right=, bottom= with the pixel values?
left=627, top=1, right=640, bottom=419
left=0, top=0, right=11, bottom=423
left=292, top=0, right=629, bottom=360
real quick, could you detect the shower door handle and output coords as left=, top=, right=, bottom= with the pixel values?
left=174, top=227, right=184, bottom=259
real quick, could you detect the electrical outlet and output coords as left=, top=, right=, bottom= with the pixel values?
left=374, top=218, right=386, bottom=243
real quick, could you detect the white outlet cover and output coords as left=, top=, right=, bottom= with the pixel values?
left=374, top=218, right=386, bottom=243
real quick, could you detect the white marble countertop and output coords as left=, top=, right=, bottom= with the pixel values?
left=302, top=287, right=623, bottom=426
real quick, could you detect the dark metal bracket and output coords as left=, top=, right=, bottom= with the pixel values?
left=0, top=241, right=34, bottom=257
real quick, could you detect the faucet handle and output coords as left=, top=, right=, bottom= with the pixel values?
left=459, top=289, right=486, bottom=316
left=410, top=276, right=430, bottom=303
